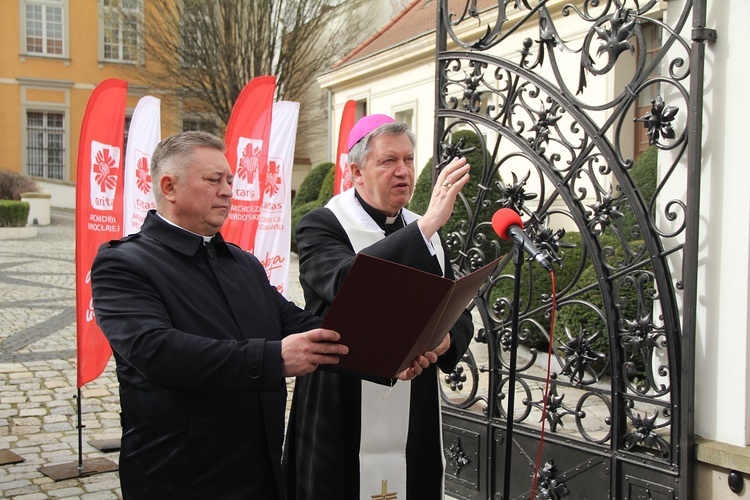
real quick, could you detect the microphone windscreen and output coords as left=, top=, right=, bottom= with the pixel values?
left=491, top=208, right=524, bottom=240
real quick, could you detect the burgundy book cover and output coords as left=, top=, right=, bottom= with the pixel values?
left=321, top=254, right=500, bottom=378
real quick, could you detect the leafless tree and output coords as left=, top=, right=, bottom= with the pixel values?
left=130, top=0, right=366, bottom=131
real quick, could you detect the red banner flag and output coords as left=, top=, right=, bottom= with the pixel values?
left=221, top=76, right=276, bottom=250
left=75, top=78, right=128, bottom=388
left=334, top=100, right=357, bottom=195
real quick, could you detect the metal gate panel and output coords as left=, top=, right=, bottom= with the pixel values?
left=493, top=428, right=612, bottom=500
left=444, top=412, right=490, bottom=498
left=435, top=1, right=712, bottom=498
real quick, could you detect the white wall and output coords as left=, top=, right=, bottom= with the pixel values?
left=328, top=59, right=437, bottom=177
left=36, top=180, right=75, bottom=210
left=686, top=0, right=750, bottom=446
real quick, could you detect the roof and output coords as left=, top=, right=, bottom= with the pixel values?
left=333, top=0, right=498, bottom=69
left=333, top=0, right=436, bottom=68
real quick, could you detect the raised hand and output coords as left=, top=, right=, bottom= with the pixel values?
left=417, top=156, right=471, bottom=240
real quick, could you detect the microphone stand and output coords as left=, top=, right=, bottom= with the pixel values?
left=502, top=247, right=523, bottom=500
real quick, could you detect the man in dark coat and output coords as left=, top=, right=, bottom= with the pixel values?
left=91, top=131, right=348, bottom=499
left=283, top=115, right=474, bottom=499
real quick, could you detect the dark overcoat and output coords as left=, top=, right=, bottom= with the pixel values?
left=91, top=211, right=320, bottom=499
left=283, top=205, right=473, bottom=500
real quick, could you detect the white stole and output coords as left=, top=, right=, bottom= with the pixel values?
left=326, top=189, right=445, bottom=499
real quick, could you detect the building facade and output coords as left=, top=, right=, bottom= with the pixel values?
left=0, top=0, right=409, bottom=209
left=2, top=1, right=162, bottom=208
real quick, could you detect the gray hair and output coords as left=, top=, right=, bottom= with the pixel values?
left=347, top=122, right=416, bottom=168
left=150, top=131, right=226, bottom=203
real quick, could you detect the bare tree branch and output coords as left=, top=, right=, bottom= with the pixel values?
left=127, top=0, right=367, bottom=132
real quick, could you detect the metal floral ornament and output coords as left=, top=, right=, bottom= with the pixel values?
left=635, top=96, right=679, bottom=146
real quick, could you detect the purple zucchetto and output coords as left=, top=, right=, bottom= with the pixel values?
left=347, top=114, right=396, bottom=152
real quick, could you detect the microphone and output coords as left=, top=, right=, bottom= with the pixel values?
left=491, top=208, right=553, bottom=272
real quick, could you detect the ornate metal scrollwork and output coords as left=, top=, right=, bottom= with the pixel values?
left=445, top=437, right=471, bottom=476
left=437, top=0, right=703, bottom=497
left=535, top=460, right=570, bottom=500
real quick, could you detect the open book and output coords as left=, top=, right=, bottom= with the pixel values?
left=321, top=254, right=500, bottom=378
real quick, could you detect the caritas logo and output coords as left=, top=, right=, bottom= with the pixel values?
left=339, top=153, right=353, bottom=192
left=133, top=150, right=156, bottom=210
left=264, top=158, right=284, bottom=203
left=233, top=137, right=262, bottom=202
left=90, top=140, right=121, bottom=211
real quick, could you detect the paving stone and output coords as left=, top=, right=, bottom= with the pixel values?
left=18, top=409, right=46, bottom=417
left=0, top=478, right=33, bottom=490
left=46, top=486, right=85, bottom=497
left=10, top=494, right=49, bottom=500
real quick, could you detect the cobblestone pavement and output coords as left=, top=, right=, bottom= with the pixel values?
left=0, top=209, right=306, bottom=499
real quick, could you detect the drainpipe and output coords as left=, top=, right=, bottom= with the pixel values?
left=327, top=89, right=333, bottom=163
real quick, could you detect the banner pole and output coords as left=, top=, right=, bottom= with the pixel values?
left=77, top=388, right=83, bottom=476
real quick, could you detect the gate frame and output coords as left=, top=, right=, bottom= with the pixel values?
left=434, top=2, right=715, bottom=498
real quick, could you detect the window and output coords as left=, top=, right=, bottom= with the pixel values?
left=355, top=100, right=367, bottom=122
left=27, top=111, right=66, bottom=180
left=102, top=0, right=141, bottom=62
left=395, top=109, right=414, bottom=130
left=183, top=119, right=218, bottom=136
left=23, top=0, right=65, bottom=56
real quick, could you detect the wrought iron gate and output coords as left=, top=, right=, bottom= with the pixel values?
left=435, top=1, right=713, bottom=499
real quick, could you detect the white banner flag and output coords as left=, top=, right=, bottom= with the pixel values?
left=123, top=96, right=161, bottom=236
left=254, top=101, right=299, bottom=298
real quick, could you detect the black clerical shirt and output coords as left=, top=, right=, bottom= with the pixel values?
left=353, top=189, right=405, bottom=235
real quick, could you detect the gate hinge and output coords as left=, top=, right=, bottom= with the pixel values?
left=692, top=27, right=717, bottom=43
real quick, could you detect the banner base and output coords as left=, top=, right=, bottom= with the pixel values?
left=39, top=457, right=118, bottom=481
left=0, top=449, right=24, bottom=465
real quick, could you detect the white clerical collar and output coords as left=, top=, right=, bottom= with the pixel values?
left=156, top=212, right=215, bottom=243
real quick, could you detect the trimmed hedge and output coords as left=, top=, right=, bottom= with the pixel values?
left=291, top=162, right=334, bottom=252
left=0, top=200, right=30, bottom=227
left=292, top=162, right=334, bottom=210
left=318, top=165, right=335, bottom=204
left=490, top=230, right=588, bottom=346
left=409, top=130, right=512, bottom=261
left=486, top=146, right=658, bottom=377
left=631, top=145, right=658, bottom=206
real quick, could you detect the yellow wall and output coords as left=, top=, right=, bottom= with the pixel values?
left=0, top=0, right=181, bottom=189
left=695, top=463, right=749, bottom=499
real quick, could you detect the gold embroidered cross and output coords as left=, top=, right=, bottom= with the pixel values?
left=371, top=479, right=397, bottom=499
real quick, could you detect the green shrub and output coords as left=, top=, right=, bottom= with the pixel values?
left=408, top=158, right=434, bottom=216
left=318, top=166, right=335, bottom=205
left=551, top=233, right=652, bottom=379
left=541, top=149, right=657, bottom=378
left=553, top=264, right=610, bottom=357
left=292, top=162, right=333, bottom=211
left=631, top=145, right=657, bottom=206
left=409, top=130, right=510, bottom=263
left=0, top=170, right=39, bottom=200
left=0, top=200, right=30, bottom=227
left=290, top=162, right=335, bottom=253
left=489, top=228, right=648, bottom=365
left=619, top=145, right=658, bottom=238
left=291, top=200, right=322, bottom=252
left=491, top=230, right=588, bottom=346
